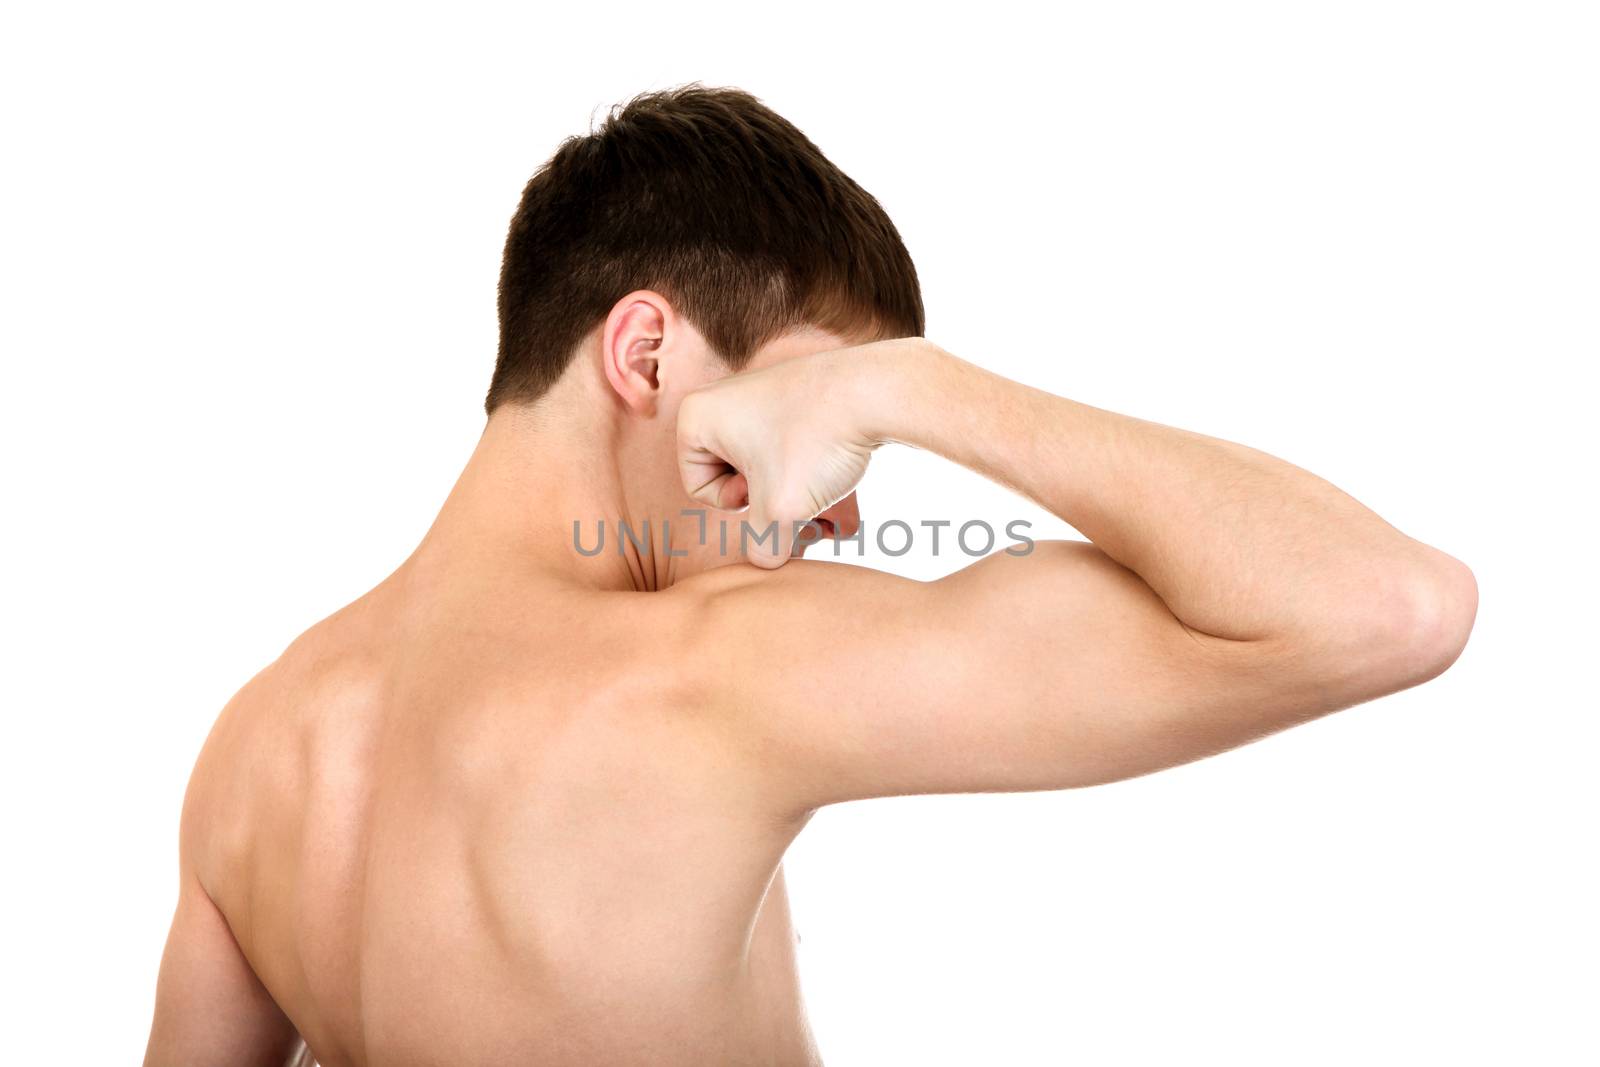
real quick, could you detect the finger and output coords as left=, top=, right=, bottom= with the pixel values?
left=716, top=471, right=749, bottom=510
left=740, top=502, right=798, bottom=570
left=679, top=451, right=750, bottom=512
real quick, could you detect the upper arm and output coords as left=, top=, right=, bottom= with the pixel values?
left=146, top=717, right=298, bottom=1067
left=686, top=540, right=1403, bottom=815
left=144, top=872, right=299, bottom=1067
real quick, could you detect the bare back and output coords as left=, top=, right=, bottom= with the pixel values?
left=148, top=340, right=1475, bottom=1067
left=179, top=570, right=821, bottom=1066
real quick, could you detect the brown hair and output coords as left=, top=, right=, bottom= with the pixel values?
left=486, top=84, right=925, bottom=412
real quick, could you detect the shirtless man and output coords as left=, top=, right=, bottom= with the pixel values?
left=144, top=85, right=1477, bottom=1066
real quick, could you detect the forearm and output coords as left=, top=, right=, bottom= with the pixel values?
left=863, top=340, right=1472, bottom=649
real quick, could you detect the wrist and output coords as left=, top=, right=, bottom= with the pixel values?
left=849, top=336, right=959, bottom=449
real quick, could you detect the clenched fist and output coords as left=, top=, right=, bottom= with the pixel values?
left=676, top=338, right=921, bottom=568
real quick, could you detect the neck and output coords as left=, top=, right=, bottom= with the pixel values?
left=406, top=392, right=671, bottom=594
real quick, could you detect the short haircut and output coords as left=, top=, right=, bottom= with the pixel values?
left=485, top=84, right=925, bottom=413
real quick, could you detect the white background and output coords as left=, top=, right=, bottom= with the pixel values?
left=2, top=2, right=1595, bottom=1063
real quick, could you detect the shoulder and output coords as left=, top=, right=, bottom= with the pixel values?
left=634, top=559, right=939, bottom=726
left=650, top=560, right=914, bottom=667
left=181, top=609, right=385, bottom=877
left=660, top=557, right=926, bottom=625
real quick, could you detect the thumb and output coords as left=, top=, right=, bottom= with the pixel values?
left=740, top=496, right=800, bottom=570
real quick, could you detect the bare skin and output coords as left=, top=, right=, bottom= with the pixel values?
left=146, top=293, right=1477, bottom=1066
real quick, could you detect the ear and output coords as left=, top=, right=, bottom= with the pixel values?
left=601, top=291, right=670, bottom=416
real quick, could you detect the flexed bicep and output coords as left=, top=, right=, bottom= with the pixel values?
left=683, top=541, right=1385, bottom=815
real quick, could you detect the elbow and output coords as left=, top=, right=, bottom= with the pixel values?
left=1372, top=548, right=1478, bottom=689
left=1258, top=547, right=1477, bottom=712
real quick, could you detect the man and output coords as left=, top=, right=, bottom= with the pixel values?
left=144, top=85, right=1476, bottom=1066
